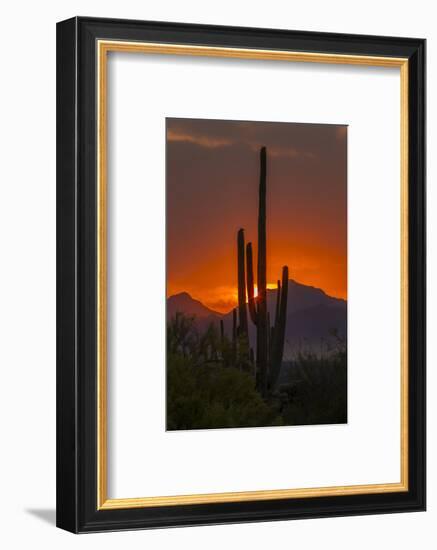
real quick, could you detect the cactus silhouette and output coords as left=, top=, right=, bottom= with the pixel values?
left=246, top=242, right=257, bottom=326
left=232, top=307, right=237, bottom=366
left=237, top=228, right=249, bottom=339
left=239, top=146, right=289, bottom=397
left=256, top=146, right=268, bottom=394
left=269, top=266, right=289, bottom=391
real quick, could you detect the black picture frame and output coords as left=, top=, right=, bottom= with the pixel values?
left=57, top=16, right=426, bottom=533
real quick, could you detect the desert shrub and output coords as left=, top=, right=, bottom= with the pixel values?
left=166, top=312, right=347, bottom=429
left=166, top=352, right=282, bottom=430
left=281, top=343, right=347, bottom=425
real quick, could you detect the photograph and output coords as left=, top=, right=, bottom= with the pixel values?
left=166, top=118, right=348, bottom=430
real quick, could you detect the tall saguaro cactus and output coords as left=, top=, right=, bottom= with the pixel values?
left=241, top=146, right=289, bottom=397
left=256, top=147, right=268, bottom=394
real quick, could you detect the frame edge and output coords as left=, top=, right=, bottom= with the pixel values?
left=56, top=16, right=79, bottom=534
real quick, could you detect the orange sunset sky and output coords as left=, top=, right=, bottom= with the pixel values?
left=166, top=118, right=347, bottom=314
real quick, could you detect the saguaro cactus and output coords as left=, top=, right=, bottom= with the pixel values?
left=256, top=147, right=268, bottom=394
left=243, top=146, right=289, bottom=397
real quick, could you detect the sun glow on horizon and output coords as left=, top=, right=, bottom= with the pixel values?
left=221, top=282, right=280, bottom=311
left=252, top=283, right=278, bottom=299
left=168, top=276, right=346, bottom=315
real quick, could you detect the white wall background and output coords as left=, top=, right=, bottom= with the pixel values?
left=0, top=1, right=433, bottom=548
left=108, top=55, right=402, bottom=498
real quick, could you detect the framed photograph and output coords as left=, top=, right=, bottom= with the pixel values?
left=57, top=17, right=426, bottom=533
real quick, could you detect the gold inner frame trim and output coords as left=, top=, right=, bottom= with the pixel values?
left=97, top=39, right=409, bottom=510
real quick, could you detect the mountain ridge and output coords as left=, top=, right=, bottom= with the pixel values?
left=167, top=280, right=346, bottom=358
left=167, top=291, right=222, bottom=319
left=168, top=279, right=346, bottom=317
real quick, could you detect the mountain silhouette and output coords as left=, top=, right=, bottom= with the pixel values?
left=167, top=280, right=346, bottom=358
left=167, top=292, right=221, bottom=319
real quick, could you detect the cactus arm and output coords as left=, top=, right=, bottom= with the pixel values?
left=246, top=242, right=258, bottom=325
left=277, top=266, right=289, bottom=360
left=232, top=308, right=237, bottom=364
left=237, top=228, right=249, bottom=337
left=274, top=279, right=281, bottom=328
left=269, top=266, right=289, bottom=390
left=267, top=311, right=271, bottom=365
left=269, top=278, right=281, bottom=362
left=270, top=279, right=281, bottom=356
